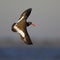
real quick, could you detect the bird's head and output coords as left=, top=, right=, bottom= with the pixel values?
left=27, top=22, right=36, bottom=27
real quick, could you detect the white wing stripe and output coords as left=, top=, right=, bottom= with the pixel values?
left=14, top=25, right=25, bottom=37
left=17, top=16, right=24, bottom=23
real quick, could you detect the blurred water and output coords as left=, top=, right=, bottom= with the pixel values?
left=0, top=47, right=60, bottom=60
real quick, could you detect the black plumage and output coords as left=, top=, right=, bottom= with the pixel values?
left=11, top=8, right=33, bottom=45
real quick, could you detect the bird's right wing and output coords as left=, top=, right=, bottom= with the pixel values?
left=19, top=28, right=33, bottom=45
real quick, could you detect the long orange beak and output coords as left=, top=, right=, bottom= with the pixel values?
left=31, top=23, right=36, bottom=27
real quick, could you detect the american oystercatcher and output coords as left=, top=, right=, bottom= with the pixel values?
left=11, top=8, right=35, bottom=45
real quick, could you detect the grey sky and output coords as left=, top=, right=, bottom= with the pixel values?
left=0, top=0, right=60, bottom=39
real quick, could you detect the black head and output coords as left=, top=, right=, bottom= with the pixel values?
left=26, top=22, right=36, bottom=27
left=28, top=22, right=32, bottom=25
left=20, top=8, right=32, bottom=19
left=26, top=22, right=32, bottom=26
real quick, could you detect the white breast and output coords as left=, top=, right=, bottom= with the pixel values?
left=14, top=25, right=25, bottom=37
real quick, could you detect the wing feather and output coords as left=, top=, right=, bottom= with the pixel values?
left=13, top=8, right=32, bottom=45
left=19, top=28, right=33, bottom=44
left=14, top=22, right=32, bottom=45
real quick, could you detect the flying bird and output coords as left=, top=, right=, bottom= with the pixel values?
left=11, top=8, right=35, bottom=45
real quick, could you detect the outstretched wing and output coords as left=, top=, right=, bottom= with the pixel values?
left=15, top=8, right=32, bottom=28
left=13, top=8, right=32, bottom=45
left=18, top=8, right=32, bottom=21
left=19, top=28, right=33, bottom=45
